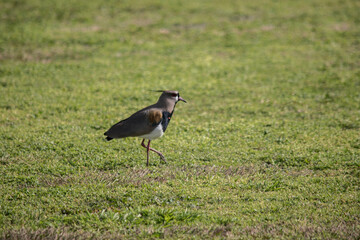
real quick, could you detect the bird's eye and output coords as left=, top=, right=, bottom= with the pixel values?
left=171, top=93, right=177, bottom=97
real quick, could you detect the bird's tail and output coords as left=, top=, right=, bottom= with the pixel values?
left=104, top=131, right=113, bottom=141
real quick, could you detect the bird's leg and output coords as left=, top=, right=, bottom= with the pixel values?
left=141, top=139, right=150, bottom=166
left=146, top=140, right=151, bottom=166
left=148, top=147, right=167, bottom=163
left=140, top=139, right=167, bottom=163
left=141, top=139, right=146, bottom=148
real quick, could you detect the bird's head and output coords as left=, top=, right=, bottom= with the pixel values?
left=156, top=90, right=187, bottom=104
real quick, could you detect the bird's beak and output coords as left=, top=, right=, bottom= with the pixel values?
left=178, top=96, right=187, bottom=103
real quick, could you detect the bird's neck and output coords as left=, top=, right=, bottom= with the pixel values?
left=156, top=99, right=176, bottom=113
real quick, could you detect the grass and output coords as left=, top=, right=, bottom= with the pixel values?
left=1, top=0, right=359, bottom=238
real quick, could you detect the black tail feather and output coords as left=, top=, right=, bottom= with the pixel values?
left=106, top=136, right=113, bottom=141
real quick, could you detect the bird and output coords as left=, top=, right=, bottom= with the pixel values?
left=104, top=90, right=187, bottom=166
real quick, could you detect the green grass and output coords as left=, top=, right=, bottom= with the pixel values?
left=1, top=0, right=359, bottom=238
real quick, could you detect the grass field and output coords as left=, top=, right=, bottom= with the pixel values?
left=1, top=0, right=360, bottom=239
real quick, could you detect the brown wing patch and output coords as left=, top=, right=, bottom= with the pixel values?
left=148, top=109, right=162, bottom=125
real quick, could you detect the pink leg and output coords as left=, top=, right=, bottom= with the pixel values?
left=146, top=140, right=151, bottom=166
left=141, top=139, right=167, bottom=163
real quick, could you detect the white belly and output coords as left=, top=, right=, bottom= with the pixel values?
left=138, top=124, right=164, bottom=140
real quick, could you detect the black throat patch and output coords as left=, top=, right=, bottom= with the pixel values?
left=161, top=111, right=173, bottom=132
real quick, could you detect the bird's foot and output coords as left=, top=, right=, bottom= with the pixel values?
left=159, top=154, right=167, bottom=163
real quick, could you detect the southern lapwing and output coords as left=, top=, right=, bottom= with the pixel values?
left=104, top=90, right=187, bottom=166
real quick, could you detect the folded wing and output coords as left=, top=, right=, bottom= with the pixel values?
left=104, top=109, right=163, bottom=139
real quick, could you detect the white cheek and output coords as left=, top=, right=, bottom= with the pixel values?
left=175, top=96, right=178, bottom=102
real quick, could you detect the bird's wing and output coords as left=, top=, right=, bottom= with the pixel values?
left=104, top=109, right=163, bottom=138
